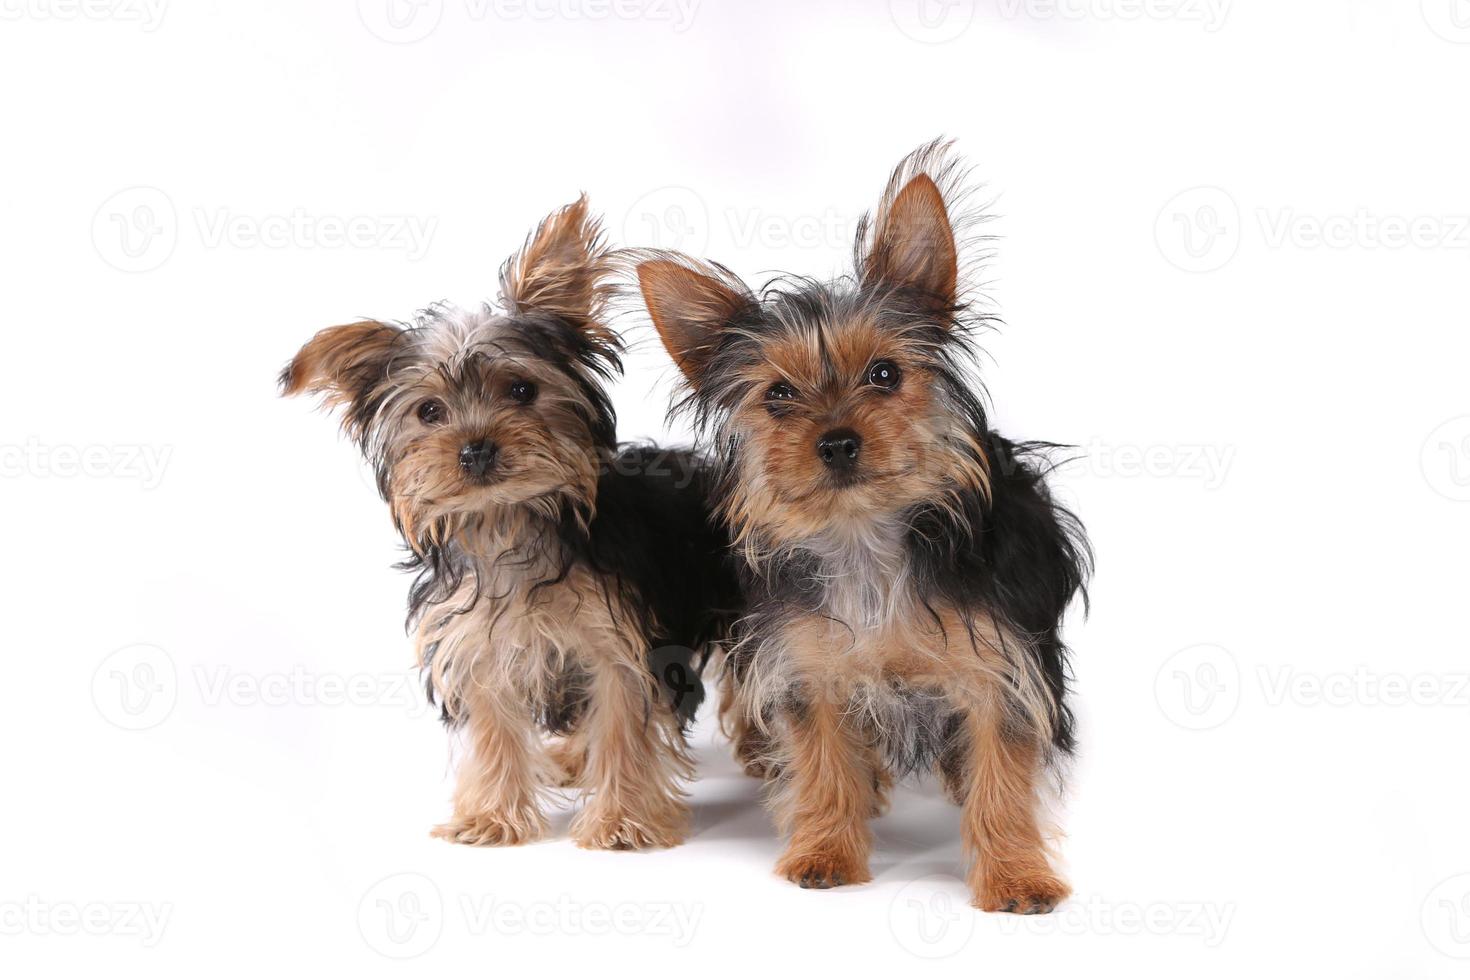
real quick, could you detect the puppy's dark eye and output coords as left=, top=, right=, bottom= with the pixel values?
left=766, top=381, right=796, bottom=402
left=867, top=360, right=902, bottom=391
left=508, top=379, right=538, bottom=404
left=416, top=399, right=446, bottom=425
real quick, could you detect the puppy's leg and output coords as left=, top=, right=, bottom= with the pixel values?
left=959, top=702, right=1068, bottom=913
left=720, top=675, right=775, bottom=779
left=866, top=739, right=893, bottom=817
left=545, top=730, right=587, bottom=788
left=772, top=693, right=875, bottom=888
left=571, top=644, right=692, bottom=850
left=431, top=690, right=550, bottom=846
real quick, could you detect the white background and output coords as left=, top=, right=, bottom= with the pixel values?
left=3, top=1, right=1468, bottom=976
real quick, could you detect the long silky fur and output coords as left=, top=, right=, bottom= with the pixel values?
left=632, top=139, right=1091, bottom=767
left=281, top=205, right=740, bottom=736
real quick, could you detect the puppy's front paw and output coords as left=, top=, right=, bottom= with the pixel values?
left=545, top=739, right=586, bottom=788
left=571, top=803, right=688, bottom=851
left=974, top=872, right=1069, bottom=914
left=740, top=756, right=777, bottom=780
left=870, top=767, right=893, bottom=817
left=431, top=809, right=545, bottom=847
left=733, top=733, right=778, bottom=780
left=776, top=849, right=872, bottom=889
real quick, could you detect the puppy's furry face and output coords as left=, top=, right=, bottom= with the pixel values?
left=636, top=144, right=991, bottom=552
left=282, top=197, right=618, bottom=551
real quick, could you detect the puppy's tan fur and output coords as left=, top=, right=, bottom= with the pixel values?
left=284, top=197, right=692, bottom=850
left=636, top=142, right=1077, bottom=910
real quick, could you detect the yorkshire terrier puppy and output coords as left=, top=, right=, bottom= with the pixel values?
left=633, top=143, right=1091, bottom=909
left=281, top=197, right=738, bottom=850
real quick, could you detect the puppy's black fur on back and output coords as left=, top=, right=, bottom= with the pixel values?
left=570, top=445, right=744, bottom=725
left=906, top=434, right=1090, bottom=755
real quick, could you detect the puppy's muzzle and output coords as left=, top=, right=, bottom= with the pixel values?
left=816, top=428, right=862, bottom=473
left=458, top=439, right=498, bottom=480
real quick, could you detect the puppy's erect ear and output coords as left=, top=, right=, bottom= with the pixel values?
left=859, top=143, right=962, bottom=310
left=499, top=195, right=612, bottom=334
left=635, top=257, right=752, bottom=383
left=279, top=320, right=402, bottom=431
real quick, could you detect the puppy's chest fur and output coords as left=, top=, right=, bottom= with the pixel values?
left=753, top=524, right=952, bottom=683
left=749, top=520, right=1008, bottom=697
left=791, top=520, right=916, bottom=632
left=747, top=532, right=982, bottom=779
left=416, top=545, right=632, bottom=730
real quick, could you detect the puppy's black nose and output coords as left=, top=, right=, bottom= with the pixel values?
left=458, top=439, right=498, bottom=478
left=816, top=428, right=862, bottom=470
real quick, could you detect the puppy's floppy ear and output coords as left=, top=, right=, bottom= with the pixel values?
left=635, top=256, right=752, bottom=384
left=858, top=144, right=960, bottom=310
left=499, top=194, right=613, bottom=335
left=279, top=320, right=402, bottom=431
